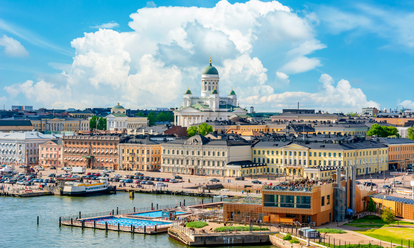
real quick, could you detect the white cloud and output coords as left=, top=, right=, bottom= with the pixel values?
left=90, top=22, right=120, bottom=29
left=318, top=4, right=414, bottom=49
left=275, top=71, right=290, bottom=87
left=399, top=100, right=414, bottom=110
left=0, top=35, right=29, bottom=57
left=146, top=1, right=156, bottom=8
left=280, top=56, right=322, bottom=74
left=243, top=73, right=379, bottom=112
left=48, top=62, right=71, bottom=72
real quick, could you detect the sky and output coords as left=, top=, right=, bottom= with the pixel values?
left=0, top=0, right=414, bottom=113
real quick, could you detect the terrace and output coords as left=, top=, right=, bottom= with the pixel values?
left=262, top=178, right=335, bottom=192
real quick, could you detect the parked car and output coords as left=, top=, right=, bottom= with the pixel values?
left=170, top=179, right=178, bottom=183
left=164, top=178, right=170, bottom=182
left=210, top=178, right=220, bottom=182
left=252, top=180, right=262, bottom=184
left=146, top=181, right=154, bottom=185
left=392, top=181, right=403, bottom=185
left=235, top=177, right=245, bottom=181
left=50, top=166, right=56, bottom=169
left=383, top=185, right=391, bottom=189
left=103, top=169, right=112, bottom=173
left=174, top=175, right=182, bottom=179
left=135, top=172, right=143, bottom=176
left=135, top=180, right=141, bottom=184
left=19, top=165, right=25, bottom=168
left=48, top=173, right=56, bottom=178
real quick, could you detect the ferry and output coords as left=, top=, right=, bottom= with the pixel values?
left=62, top=178, right=113, bottom=196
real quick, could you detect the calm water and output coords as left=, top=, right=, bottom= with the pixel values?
left=1, top=193, right=275, bottom=248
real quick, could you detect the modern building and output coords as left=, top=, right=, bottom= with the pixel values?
left=0, top=120, right=33, bottom=132
left=11, top=105, right=33, bottom=111
left=174, top=59, right=247, bottom=127
left=0, top=131, right=61, bottom=166
left=39, top=139, right=63, bottom=167
left=62, top=135, right=121, bottom=170
left=106, top=103, right=148, bottom=131
left=160, top=134, right=252, bottom=176
left=119, top=137, right=161, bottom=171
left=368, top=194, right=414, bottom=221
left=379, top=138, right=414, bottom=170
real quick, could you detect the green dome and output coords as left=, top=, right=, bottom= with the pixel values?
left=185, top=89, right=192, bottom=94
left=211, top=88, right=218, bottom=94
left=113, top=103, right=125, bottom=109
left=202, top=62, right=219, bottom=75
left=229, top=89, right=236, bottom=95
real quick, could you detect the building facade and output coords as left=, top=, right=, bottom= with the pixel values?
left=0, top=120, right=33, bottom=132
left=106, top=103, right=148, bottom=131
left=39, top=139, right=63, bottom=167
left=174, top=60, right=247, bottom=127
left=0, top=132, right=59, bottom=166
left=161, top=135, right=251, bottom=176
left=30, top=117, right=89, bottom=132
left=62, top=135, right=120, bottom=170
left=119, top=137, right=161, bottom=171
left=379, top=138, right=414, bottom=170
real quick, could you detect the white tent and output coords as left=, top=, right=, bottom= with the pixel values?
left=0, top=166, right=11, bottom=172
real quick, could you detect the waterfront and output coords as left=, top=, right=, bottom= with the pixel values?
left=1, top=193, right=274, bottom=248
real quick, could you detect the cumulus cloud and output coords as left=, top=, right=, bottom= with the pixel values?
left=399, top=100, right=414, bottom=110
left=318, top=4, right=414, bottom=49
left=0, top=35, right=29, bottom=57
left=243, top=74, right=379, bottom=112
left=4, top=0, right=374, bottom=112
left=90, top=22, right=119, bottom=29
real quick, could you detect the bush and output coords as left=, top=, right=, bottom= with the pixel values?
left=214, top=226, right=269, bottom=232
left=381, top=209, right=395, bottom=224
left=283, top=232, right=292, bottom=240
left=316, top=228, right=347, bottom=234
left=186, top=221, right=208, bottom=228
left=290, top=239, right=300, bottom=244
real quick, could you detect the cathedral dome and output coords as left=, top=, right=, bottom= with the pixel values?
left=229, top=87, right=236, bottom=95
left=211, top=88, right=218, bottom=94
left=202, top=59, right=219, bottom=75
left=184, top=87, right=192, bottom=95
left=113, top=103, right=125, bottom=109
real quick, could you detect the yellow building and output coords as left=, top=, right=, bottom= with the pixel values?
left=119, top=137, right=161, bottom=171
left=251, top=139, right=388, bottom=179
left=31, top=117, right=89, bottom=132
left=314, top=123, right=369, bottom=136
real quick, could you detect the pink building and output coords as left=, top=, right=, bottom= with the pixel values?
left=39, top=139, right=63, bottom=167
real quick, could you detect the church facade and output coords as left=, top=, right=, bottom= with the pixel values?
left=174, top=60, right=247, bottom=127
left=106, top=103, right=148, bottom=131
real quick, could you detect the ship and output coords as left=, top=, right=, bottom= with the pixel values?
left=62, top=178, right=115, bottom=196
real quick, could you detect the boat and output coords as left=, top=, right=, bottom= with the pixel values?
left=62, top=177, right=114, bottom=196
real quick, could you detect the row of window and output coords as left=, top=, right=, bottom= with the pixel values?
left=64, top=157, right=117, bottom=163
left=163, top=158, right=226, bottom=167
left=254, top=150, right=387, bottom=157
left=65, top=141, right=117, bottom=146
left=390, top=146, right=414, bottom=152
left=264, top=194, right=312, bottom=209
left=121, top=148, right=160, bottom=155
left=163, top=149, right=226, bottom=157
left=122, top=156, right=159, bottom=163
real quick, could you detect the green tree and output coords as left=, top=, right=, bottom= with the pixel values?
left=89, top=116, right=98, bottom=130
left=368, top=198, right=376, bottom=212
left=198, top=123, right=213, bottom=136
left=136, top=111, right=146, bottom=117
left=407, top=127, right=414, bottom=141
left=187, top=126, right=198, bottom=137
left=89, top=116, right=107, bottom=130
left=381, top=208, right=395, bottom=224
left=367, top=124, right=400, bottom=137
left=97, top=117, right=107, bottom=130
left=347, top=112, right=358, bottom=117
left=147, top=111, right=156, bottom=126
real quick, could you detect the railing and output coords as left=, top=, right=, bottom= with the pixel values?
left=222, top=197, right=262, bottom=205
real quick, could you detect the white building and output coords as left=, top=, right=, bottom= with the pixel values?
left=0, top=131, right=63, bottom=166
left=174, top=60, right=247, bottom=127
left=106, top=103, right=148, bottom=131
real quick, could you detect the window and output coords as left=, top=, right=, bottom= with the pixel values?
left=258, top=150, right=260, bottom=155
left=318, top=152, right=321, bottom=157
left=321, top=196, right=325, bottom=206
left=327, top=195, right=331, bottom=205
left=254, top=150, right=256, bottom=155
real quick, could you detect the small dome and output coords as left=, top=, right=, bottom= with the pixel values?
left=229, top=88, right=236, bottom=95
left=211, top=88, right=218, bottom=94
left=184, top=87, right=192, bottom=95
left=113, top=103, right=125, bottom=109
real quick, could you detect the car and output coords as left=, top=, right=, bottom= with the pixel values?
left=139, top=176, right=144, bottom=180
left=133, top=176, right=139, bottom=179
left=19, top=165, right=25, bottom=168
left=135, top=172, right=143, bottom=176
left=235, top=177, right=245, bottom=181
left=44, top=179, right=49, bottom=183
left=86, top=172, right=92, bottom=175
left=252, top=180, right=262, bottom=184
left=48, top=173, right=56, bottom=177
left=164, top=178, right=170, bottom=182
left=17, top=180, right=25, bottom=185
left=144, top=176, right=150, bottom=180
left=135, top=180, right=141, bottom=184
left=93, top=173, right=101, bottom=177
left=392, top=181, right=403, bottom=185
left=114, top=174, right=121, bottom=178
left=62, top=167, right=71, bottom=171
left=103, top=169, right=111, bottom=173
left=140, top=180, right=147, bottom=184
left=383, top=185, right=391, bottom=189
left=174, top=175, right=182, bottom=180
left=146, top=181, right=154, bottom=185
left=210, top=178, right=220, bottom=182
left=50, top=166, right=56, bottom=169
left=170, top=179, right=178, bottom=183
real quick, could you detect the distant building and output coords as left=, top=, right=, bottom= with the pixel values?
left=272, top=110, right=344, bottom=123
left=0, top=120, right=33, bottom=132
left=12, top=105, right=33, bottom=111
left=119, top=137, right=161, bottom=171
left=362, top=107, right=379, bottom=116
left=106, top=103, right=147, bottom=131
left=67, top=109, right=95, bottom=119
left=156, top=108, right=169, bottom=111
left=39, top=139, right=63, bottom=167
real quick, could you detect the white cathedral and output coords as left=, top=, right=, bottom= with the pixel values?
left=174, top=59, right=247, bottom=127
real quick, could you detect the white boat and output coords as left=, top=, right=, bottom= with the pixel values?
left=62, top=178, right=112, bottom=196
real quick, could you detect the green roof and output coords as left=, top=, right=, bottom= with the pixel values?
left=190, top=103, right=209, bottom=110
left=202, top=63, right=219, bottom=75
left=113, top=103, right=125, bottom=109
left=185, top=89, right=192, bottom=94
left=211, top=88, right=218, bottom=94
left=229, top=89, right=236, bottom=95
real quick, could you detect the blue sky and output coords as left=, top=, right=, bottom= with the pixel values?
left=0, top=0, right=413, bottom=112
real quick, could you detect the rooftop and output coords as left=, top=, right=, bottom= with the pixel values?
left=263, top=178, right=335, bottom=192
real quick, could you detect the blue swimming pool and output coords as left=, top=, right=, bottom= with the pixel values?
left=133, top=210, right=186, bottom=218
left=85, top=217, right=169, bottom=227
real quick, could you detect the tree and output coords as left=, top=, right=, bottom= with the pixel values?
left=136, top=111, right=146, bottom=117
left=368, top=198, right=376, bottom=212
left=347, top=112, right=358, bottom=117
left=198, top=123, right=213, bottom=136
left=89, top=116, right=98, bottom=130
left=147, top=111, right=156, bottom=126
left=187, top=126, right=198, bottom=137
left=381, top=208, right=395, bottom=224
left=407, top=127, right=414, bottom=141
left=97, top=117, right=107, bottom=130
left=89, top=116, right=106, bottom=130
left=367, top=124, right=400, bottom=137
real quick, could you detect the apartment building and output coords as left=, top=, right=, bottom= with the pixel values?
left=379, top=138, right=414, bottom=170
left=39, top=139, right=63, bottom=167
left=119, top=137, right=161, bottom=171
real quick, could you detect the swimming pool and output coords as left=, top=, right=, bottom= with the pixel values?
left=133, top=210, right=186, bottom=218
left=85, top=217, right=170, bottom=227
